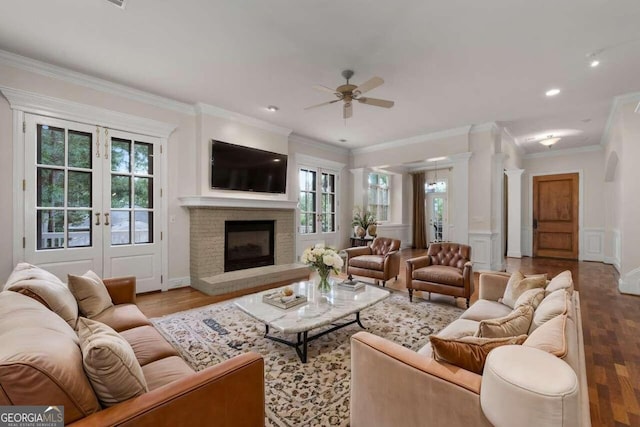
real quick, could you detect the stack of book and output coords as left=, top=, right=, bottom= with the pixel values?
left=262, top=292, right=308, bottom=309
left=338, top=279, right=365, bottom=291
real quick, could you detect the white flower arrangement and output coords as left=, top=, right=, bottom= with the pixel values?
left=301, top=243, right=344, bottom=276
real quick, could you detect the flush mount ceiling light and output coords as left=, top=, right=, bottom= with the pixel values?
left=539, top=136, right=561, bottom=147
left=590, top=59, right=600, bottom=68
left=266, top=105, right=279, bottom=112
left=545, top=88, right=561, bottom=97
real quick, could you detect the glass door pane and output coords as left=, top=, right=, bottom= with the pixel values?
left=321, top=172, right=336, bottom=233
left=298, top=168, right=317, bottom=234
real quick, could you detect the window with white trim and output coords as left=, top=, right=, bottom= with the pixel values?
left=368, top=172, right=389, bottom=222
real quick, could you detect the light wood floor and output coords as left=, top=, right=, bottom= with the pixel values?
left=137, top=250, right=639, bottom=427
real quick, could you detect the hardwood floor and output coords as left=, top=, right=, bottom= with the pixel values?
left=137, top=250, right=639, bottom=427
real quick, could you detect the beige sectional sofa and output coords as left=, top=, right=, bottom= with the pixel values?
left=350, top=271, right=591, bottom=427
left=0, top=263, right=265, bottom=426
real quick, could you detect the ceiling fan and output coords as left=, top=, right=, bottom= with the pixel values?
left=305, top=70, right=395, bottom=119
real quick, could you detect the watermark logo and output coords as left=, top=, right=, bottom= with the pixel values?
left=0, top=406, right=64, bottom=427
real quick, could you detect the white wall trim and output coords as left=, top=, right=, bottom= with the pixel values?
left=168, top=276, right=191, bottom=290
left=179, top=196, right=298, bottom=210
left=604, top=228, right=620, bottom=271
left=295, top=153, right=346, bottom=171
left=289, top=133, right=349, bottom=156
left=0, top=49, right=195, bottom=116
left=468, top=230, right=501, bottom=271
left=470, top=122, right=499, bottom=134
left=523, top=144, right=602, bottom=160
left=195, top=103, right=292, bottom=136
left=351, top=125, right=472, bottom=155
left=12, top=110, right=25, bottom=267
left=601, top=91, right=640, bottom=146
left=582, top=227, right=604, bottom=262
left=527, top=170, right=584, bottom=260
left=0, top=86, right=178, bottom=138
left=619, top=266, right=640, bottom=295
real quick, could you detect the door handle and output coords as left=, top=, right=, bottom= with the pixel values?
left=95, top=213, right=101, bottom=226
left=533, top=218, right=538, bottom=229
left=104, top=213, right=110, bottom=226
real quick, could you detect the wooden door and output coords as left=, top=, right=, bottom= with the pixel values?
left=533, top=173, right=579, bottom=259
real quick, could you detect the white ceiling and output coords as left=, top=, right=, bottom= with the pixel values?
left=1, top=0, right=639, bottom=153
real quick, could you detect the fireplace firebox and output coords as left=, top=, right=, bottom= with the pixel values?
left=224, top=220, right=275, bottom=272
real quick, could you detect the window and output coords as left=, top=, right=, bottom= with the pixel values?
left=368, top=173, right=389, bottom=222
left=426, top=179, right=447, bottom=193
left=298, top=168, right=317, bottom=234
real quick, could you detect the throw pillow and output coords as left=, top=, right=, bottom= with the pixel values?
left=514, top=288, right=546, bottom=310
left=430, top=334, right=527, bottom=375
left=530, top=289, right=570, bottom=333
left=77, top=317, right=148, bottom=407
left=4, top=262, right=79, bottom=328
left=476, top=305, right=534, bottom=338
left=68, top=271, right=114, bottom=318
left=524, top=314, right=568, bottom=358
left=545, top=270, right=574, bottom=295
left=501, top=271, right=547, bottom=309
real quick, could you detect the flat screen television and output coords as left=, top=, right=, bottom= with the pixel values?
left=210, top=140, right=288, bottom=194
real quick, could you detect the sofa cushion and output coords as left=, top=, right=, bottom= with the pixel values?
left=77, top=317, right=148, bottom=407
left=476, top=305, right=534, bottom=339
left=546, top=270, right=574, bottom=295
left=514, top=288, right=546, bottom=310
left=530, top=290, right=570, bottom=333
left=120, top=325, right=179, bottom=366
left=68, top=270, right=114, bottom=318
left=141, top=356, right=195, bottom=391
left=349, top=255, right=385, bottom=271
left=524, top=314, right=568, bottom=358
left=430, top=334, right=527, bottom=374
left=502, top=271, right=546, bottom=309
left=414, top=265, right=463, bottom=287
left=435, top=318, right=480, bottom=339
left=0, top=291, right=100, bottom=424
left=3, top=262, right=79, bottom=328
left=92, top=303, right=152, bottom=332
left=461, top=299, right=512, bottom=322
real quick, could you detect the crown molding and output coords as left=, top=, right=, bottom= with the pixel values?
left=295, top=153, right=346, bottom=171
left=523, top=144, right=602, bottom=160
left=289, top=133, right=349, bottom=156
left=351, top=125, right=472, bottom=155
left=195, top=103, right=292, bottom=136
left=501, top=126, right=526, bottom=156
left=470, top=122, right=499, bottom=134
left=0, top=86, right=177, bottom=138
left=601, top=91, right=640, bottom=146
left=0, top=49, right=195, bottom=116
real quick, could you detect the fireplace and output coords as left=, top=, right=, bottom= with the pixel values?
left=224, top=220, right=275, bottom=272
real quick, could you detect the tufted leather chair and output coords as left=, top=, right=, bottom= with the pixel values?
left=345, top=237, right=401, bottom=287
left=405, top=242, right=473, bottom=307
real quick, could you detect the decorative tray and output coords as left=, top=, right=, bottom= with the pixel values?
left=262, top=292, right=308, bottom=309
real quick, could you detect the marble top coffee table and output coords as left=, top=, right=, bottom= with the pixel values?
left=234, top=279, right=390, bottom=362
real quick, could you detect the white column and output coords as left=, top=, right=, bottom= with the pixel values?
left=492, top=153, right=507, bottom=270
left=349, top=168, right=368, bottom=209
left=449, top=152, right=472, bottom=244
left=505, top=169, right=524, bottom=258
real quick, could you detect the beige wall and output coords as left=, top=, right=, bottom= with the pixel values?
left=0, top=96, right=13, bottom=281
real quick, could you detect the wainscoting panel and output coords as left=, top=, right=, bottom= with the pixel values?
left=468, top=231, right=500, bottom=271
left=376, top=224, right=411, bottom=248
left=522, top=226, right=532, bottom=257
left=581, top=228, right=604, bottom=262
left=604, top=228, right=620, bottom=271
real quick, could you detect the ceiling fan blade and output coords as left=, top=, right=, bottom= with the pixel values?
left=344, top=102, right=352, bottom=119
left=357, top=97, right=395, bottom=108
left=313, top=85, right=341, bottom=96
left=354, top=76, right=384, bottom=95
left=304, top=99, right=340, bottom=110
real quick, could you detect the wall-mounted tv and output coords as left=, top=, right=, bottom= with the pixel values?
left=211, top=140, right=288, bottom=194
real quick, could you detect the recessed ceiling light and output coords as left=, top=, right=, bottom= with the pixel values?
left=266, top=105, right=279, bottom=112
left=590, top=60, right=600, bottom=68
left=545, top=89, right=561, bottom=97
left=427, top=156, right=447, bottom=162
left=339, top=139, right=347, bottom=143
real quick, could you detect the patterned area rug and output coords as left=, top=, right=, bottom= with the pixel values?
left=151, top=290, right=463, bottom=427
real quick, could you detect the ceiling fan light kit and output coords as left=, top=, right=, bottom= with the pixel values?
left=305, top=69, right=395, bottom=119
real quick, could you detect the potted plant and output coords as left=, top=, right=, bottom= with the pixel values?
left=352, top=206, right=377, bottom=238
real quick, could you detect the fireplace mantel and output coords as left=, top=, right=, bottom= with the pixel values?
left=179, top=196, right=298, bottom=210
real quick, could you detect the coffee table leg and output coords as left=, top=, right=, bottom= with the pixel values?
left=302, top=331, right=308, bottom=363
left=356, top=312, right=365, bottom=329
left=265, top=325, right=269, bottom=336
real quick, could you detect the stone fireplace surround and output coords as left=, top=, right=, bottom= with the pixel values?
left=181, top=196, right=308, bottom=296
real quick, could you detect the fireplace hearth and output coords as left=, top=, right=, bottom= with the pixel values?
left=225, top=220, right=275, bottom=272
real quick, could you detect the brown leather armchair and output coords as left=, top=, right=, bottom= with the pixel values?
left=345, top=237, right=401, bottom=287
left=405, top=242, right=473, bottom=307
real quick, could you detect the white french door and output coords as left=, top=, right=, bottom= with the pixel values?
left=296, top=166, right=339, bottom=259
left=23, top=114, right=162, bottom=292
left=427, top=193, right=448, bottom=243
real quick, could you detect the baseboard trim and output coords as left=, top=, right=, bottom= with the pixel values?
left=168, top=276, right=191, bottom=289
left=507, top=251, right=522, bottom=258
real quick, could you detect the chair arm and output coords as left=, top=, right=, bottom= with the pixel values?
left=478, top=273, right=510, bottom=301
left=383, top=251, right=401, bottom=278
left=405, top=255, right=431, bottom=271
left=463, top=261, right=473, bottom=296
left=69, top=352, right=265, bottom=427
left=103, top=276, right=137, bottom=305
left=350, top=332, right=486, bottom=427
left=344, top=246, right=372, bottom=262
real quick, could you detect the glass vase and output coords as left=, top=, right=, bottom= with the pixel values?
left=317, top=271, right=332, bottom=294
